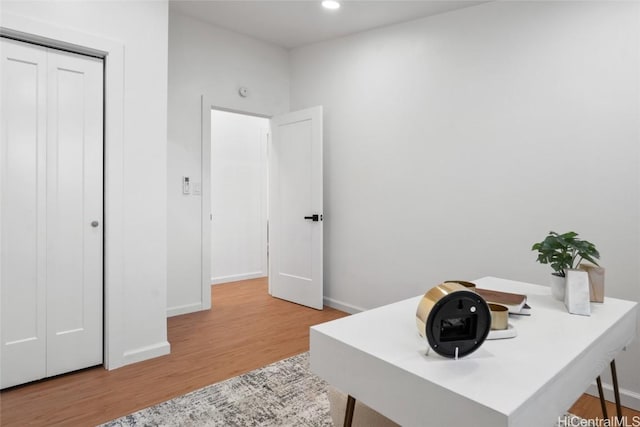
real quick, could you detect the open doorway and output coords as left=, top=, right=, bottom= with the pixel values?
left=202, top=99, right=324, bottom=310
left=210, top=110, right=269, bottom=285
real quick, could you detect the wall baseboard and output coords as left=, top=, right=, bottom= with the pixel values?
left=211, top=272, right=266, bottom=285
left=586, top=382, right=640, bottom=411
left=323, top=296, right=364, bottom=314
left=121, top=341, right=171, bottom=367
left=167, top=302, right=203, bottom=317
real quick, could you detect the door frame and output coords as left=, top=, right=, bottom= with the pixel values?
left=0, top=13, right=126, bottom=369
left=200, top=96, right=273, bottom=306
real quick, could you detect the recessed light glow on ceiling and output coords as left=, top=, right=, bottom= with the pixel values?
left=322, top=0, right=341, bottom=10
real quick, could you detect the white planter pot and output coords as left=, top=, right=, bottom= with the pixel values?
left=550, top=274, right=566, bottom=301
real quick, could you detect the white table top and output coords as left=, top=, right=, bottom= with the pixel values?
left=310, top=277, right=638, bottom=427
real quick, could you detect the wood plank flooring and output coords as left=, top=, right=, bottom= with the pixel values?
left=570, top=393, right=640, bottom=424
left=0, top=278, right=347, bottom=426
left=1, top=277, right=637, bottom=426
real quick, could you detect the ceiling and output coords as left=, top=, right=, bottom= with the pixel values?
left=169, top=1, right=486, bottom=49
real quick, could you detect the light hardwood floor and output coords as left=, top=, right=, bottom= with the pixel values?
left=0, top=278, right=347, bottom=426
left=1, top=278, right=637, bottom=426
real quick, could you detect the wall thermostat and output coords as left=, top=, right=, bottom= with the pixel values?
left=238, top=87, right=248, bottom=97
left=182, top=176, right=191, bottom=195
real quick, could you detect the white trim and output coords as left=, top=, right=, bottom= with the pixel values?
left=122, top=341, right=170, bottom=366
left=201, top=96, right=212, bottom=311
left=586, top=382, right=640, bottom=411
left=167, top=302, right=204, bottom=318
left=211, top=272, right=267, bottom=285
left=201, top=96, right=273, bottom=313
left=323, top=297, right=364, bottom=314
left=0, top=12, right=125, bottom=370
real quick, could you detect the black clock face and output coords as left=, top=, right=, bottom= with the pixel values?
left=426, top=290, right=491, bottom=358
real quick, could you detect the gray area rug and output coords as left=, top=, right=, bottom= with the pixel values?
left=101, top=352, right=331, bottom=427
left=101, top=352, right=585, bottom=427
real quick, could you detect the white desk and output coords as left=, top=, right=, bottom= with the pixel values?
left=310, top=277, right=638, bottom=427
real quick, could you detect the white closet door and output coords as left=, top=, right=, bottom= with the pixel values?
left=0, top=38, right=49, bottom=388
left=0, top=38, right=103, bottom=388
left=45, top=48, right=103, bottom=377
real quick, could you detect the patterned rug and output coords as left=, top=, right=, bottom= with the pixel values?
left=101, top=353, right=331, bottom=427
left=101, top=352, right=584, bottom=427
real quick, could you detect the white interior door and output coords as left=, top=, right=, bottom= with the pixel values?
left=269, top=106, right=323, bottom=309
left=45, top=45, right=103, bottom=378
left=0, top=38, right=103, bottom=388
left=0, top=37, right=48, bottom=388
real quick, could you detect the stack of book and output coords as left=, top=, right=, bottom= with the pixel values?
left=475, top=288, right=530, bottom=315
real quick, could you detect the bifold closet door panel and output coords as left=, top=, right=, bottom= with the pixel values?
left=45, top=48, right=104, bottom=377
left=0, top=38, right=104, bottom=389
left=0, top=38, right=49, bottom=388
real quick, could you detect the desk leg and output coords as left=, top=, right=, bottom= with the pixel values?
left=610, top=360, right=623, bottom=423
left=596, top=376, right=608, bottom=419
left=344, top=395, right=356, bottom=427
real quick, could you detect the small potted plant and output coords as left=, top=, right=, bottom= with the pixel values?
left=531, top=231, right=600, bottom=300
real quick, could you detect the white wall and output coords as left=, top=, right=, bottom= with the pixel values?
left=290, top=1, right=640, bottom=406
left=211, top=110, right=268, bottom=284
left=167, top=10, right=289, bottom=315
left=1, top=1, right=170, bottom=367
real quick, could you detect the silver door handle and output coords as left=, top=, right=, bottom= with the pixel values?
left=91, top=221, right=100, bottom=227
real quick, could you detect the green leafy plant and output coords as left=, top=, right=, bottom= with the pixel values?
left=531, top=231, right=600, bottom=277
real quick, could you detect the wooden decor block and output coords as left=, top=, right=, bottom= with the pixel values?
left=579, top=263, right=605, bottom=303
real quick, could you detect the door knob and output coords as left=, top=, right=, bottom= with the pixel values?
left=304, top=214, right=323, bottom=222
left=91, top=221, right=100, bottom=227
